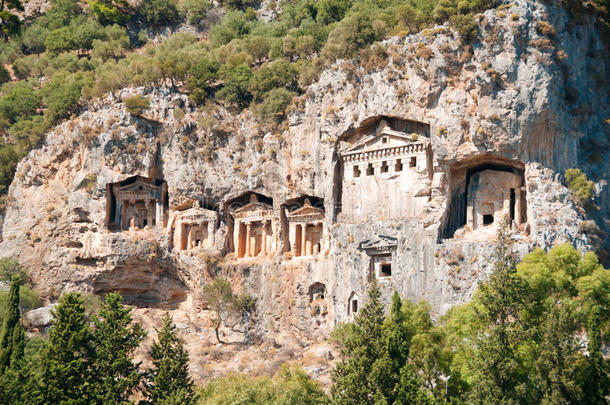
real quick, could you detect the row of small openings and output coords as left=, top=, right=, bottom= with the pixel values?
left=352, top=157, right=416, bottom=178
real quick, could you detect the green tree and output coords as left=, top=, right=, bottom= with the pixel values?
left=248, top=60, right=298, bottom=102
left=216, top=63, right=253, bottom=106
left=89, top=0, right=129, bottom=25
left=203, top=278, right=233, bottom=343
left=178, top=0, right=211, bottom=24
left=254, top=88, right=296, bottom=122
left=142, top=313, right=196, bottom=404
left=0, top=0, right=24, bottom=40
left=139, top=0, right=179, bottom=25
left=124, top=95, right=150, bottom=116
left=91, top=292, right=146, bottom=403
left=0, top=258, right=27, bottom=284
left=0, top=82, right=41, bottom=128
left=0, top=277, right=25, bottom=374
left=468, top=218, right=532, bottom=404
left=331, top=279, right=388, bottom=404
left=565, top=168, right=595, bottom=209
left=38, top=292, right=94, bottom=404
left=186, top=57, right=220, bottom=104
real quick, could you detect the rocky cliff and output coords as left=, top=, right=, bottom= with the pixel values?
left=0, top=0, right=607, bottom=383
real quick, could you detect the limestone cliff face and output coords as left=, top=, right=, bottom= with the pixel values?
left=0, top=0, right=607, bottom=381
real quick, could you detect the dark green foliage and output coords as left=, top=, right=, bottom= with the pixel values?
left=223, top=0, right=256, bottom=11
left=0, top=82, right=42, bottom=129
left=89, top=0, right=129, bottom=25
left=208, top=10, right=251, bottom=47
left=0, top=0, right=24, bottom=40
left=467, top=219, right=532, bottom=403
left=254, top=88, right=296, bottom=122
left=0, top=141, right=18, bottom=193
left=142, top=313, right=196, bottom=404
left=216, top=64, right=253, bottom=106
left=139, top=0, right=179, bottom=25
left=0, top=65, right=9, bottom=85
left=186, top=58, right=220, bottom=104
left=248, top=60, right=298, bottom=102
left=0, top=278, right=25, bottom=374
left=38, top=293, right=94, bottom=404
left=0, top=258, right=28, bottom=284
left=178, top=0, right=211, bottom=24
left=124, top=95, right=150, bottom=116
left=91, top=292, right=146, bottom=403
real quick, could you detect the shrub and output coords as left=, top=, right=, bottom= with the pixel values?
left=138, top=0, right=179, bottom=25
left=565, top=168, right=595, bottom=209
left=255, top=88, right=296, bottom=122
left=186, top=58, right=220, bottom=104
left=450, top=13, right=478, bottom=43
left=0, top=65, right=9, bottom=85
left=124, top=95, right=150, bottom=116
left=216, top=63, right=253, bottom=106
left=178, top=0, right=211, bottom=24
left=248, top=60, right=298, bottom=102
left=0, top=82, right=42, bottom=128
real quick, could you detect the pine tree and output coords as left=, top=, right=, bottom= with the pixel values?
left=0, top=276, right=26, bottom=404
left=39, top=292, right=94, bottom=404
left=91, top=292, right=146, bottom=403
left=583, top=306, right=609, bottom=403
left=0, top=277, right=25, bottom=373
left=331, top=278, right=388, bottom=404
left=468, top=218, right=532, bottom=404
left=142, top=313, right=196, bottom=405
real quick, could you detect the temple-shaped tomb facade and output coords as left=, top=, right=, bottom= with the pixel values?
left=228, top=193, right=277, bottom=259
left=339, top=116, right=431, bottom=222
left=106, top=176, right=168, bottom=231
left=171, top=201, right=217, bottom=251
left=440, top=155, right=527, bottom=239
left=467, top=169, right=525, bottom=231
left=360, top=235, right=398, bottom=281
left=285, top=198, right=325, bottom=258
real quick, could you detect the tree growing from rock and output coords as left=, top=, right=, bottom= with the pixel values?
left=141, top=313, right=196, bottom=405
left=203, top=278, right=234, bottom=343
left=91, top=292, right=146, bottom=403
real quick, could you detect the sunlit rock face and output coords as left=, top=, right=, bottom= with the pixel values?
left=0, top=0, right=607, bottom=383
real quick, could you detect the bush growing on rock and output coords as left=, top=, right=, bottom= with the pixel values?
left=565, top=168, right=595, bottom=209
left=124, top=95, right=151, bottom=116
left=178, top=0, right=212, bottom=24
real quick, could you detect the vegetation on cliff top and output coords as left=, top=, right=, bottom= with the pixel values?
left=0, top=222, right=607, bottom=403
left=0, top=0, right=606, bottom=193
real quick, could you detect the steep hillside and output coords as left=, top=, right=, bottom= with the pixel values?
left=0, top=0, right=608, bottom=384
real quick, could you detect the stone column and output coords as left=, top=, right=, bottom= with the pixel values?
left=301, top=224, right=307, bottom=257
left=208, top=220, right=215, bottom=247
left=261, top=221, right=267, bottom=257
left=515, top=189, right=522, bottom=225
left=246, top=223, right=252, bottom=257
left=372, top=162, right=382, bottom=176
left=187, top=225, right=192, bottom=250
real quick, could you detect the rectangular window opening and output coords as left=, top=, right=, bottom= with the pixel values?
left=395, top=159, right=403, bottom=172
left=366, top=163, right=374, bottom=176
left=353, top=165, right=361, bottom=178
left=380, top=263, right=392, bottom=278
left=381, top=161, right=389, bottom=173
left=409, top=156, right=417, bottom=168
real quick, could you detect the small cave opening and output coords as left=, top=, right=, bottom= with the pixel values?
left=352, top=300, right=358, bottom=314
left=440, top=155, right=526, bottom=239
left=348, top=292, right=359, bottom=315
left=308, top=282, right=326, bottom=302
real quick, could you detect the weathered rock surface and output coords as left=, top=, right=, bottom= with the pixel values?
left=0, top=0, right=608, bottom=383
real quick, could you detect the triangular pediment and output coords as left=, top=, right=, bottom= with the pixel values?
left=359, top=235, right=398, bottom=253
left=232, top=201, right=273, bottom=214
left=118, top=181, right=158, bottom=193
left=287, top=205, right=324, bottom=217
left=343, top=128, right=419, bottom=154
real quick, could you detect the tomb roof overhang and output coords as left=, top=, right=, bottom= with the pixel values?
left=286, top=205, right=325, bottom=222
left=176, top=207, right=217, bottom=223
left=230, top=202, right=274, bottom=220
left=358, top=235, right=398, bottom=255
